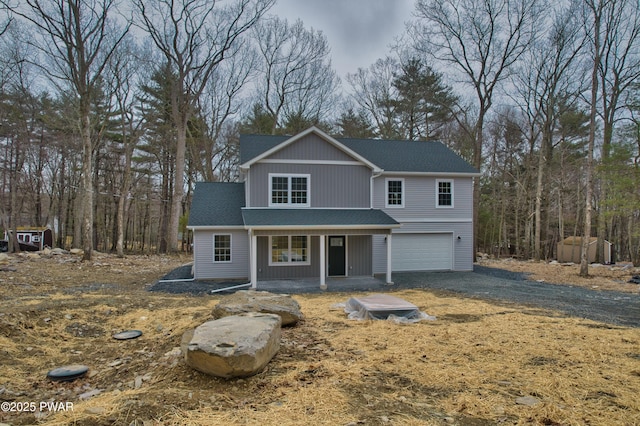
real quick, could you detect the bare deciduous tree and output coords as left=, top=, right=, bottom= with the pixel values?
left=411, top=0, right=541, bottom=258
left=512, top=4, right=585, bottom=260
left=594, top=0, right=640, bottom=263
left=134, top=0, right=274, bottom=252
left=347, top=56, right=401, bottom=139
left=580, top=0, right=605, bottom=277
left=3, top=0, right=130, bottom=260
left=104, top=34, right=144, bottom=257
left=196, top=45, right=254, bottom=182
left=252, top=16, right=338, bottom=135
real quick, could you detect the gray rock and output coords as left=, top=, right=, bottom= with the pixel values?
left=515, top=395, right=541, bottom=406
left=185, top=312, right=281, bottom=378
left=212, top=290, right=303, bottom=326
left=79, top=389, right=103, bottom=400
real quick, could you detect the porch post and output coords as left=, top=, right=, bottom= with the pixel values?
left=250, top=231, right=257, bottom=289
left=319, top=235, right=326, bottom=290
left=386, top=232, right=393, bottom=284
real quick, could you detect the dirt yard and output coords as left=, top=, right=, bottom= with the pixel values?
left=0, top=252, right=639, bottom=425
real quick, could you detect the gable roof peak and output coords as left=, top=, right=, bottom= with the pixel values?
left=239, top=126, right=383, bottom=172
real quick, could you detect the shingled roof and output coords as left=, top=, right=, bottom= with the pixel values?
left=242, top=208, right=399, bottom=228
left=239, top=130, right=478, bottom=174
left=188, top=182, right=399, bottom=229
left=188, top=182, right=245, bottom=227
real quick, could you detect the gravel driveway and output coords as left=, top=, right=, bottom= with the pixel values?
left=396, top=266, right=640, bottom=328
left=150, top=265, right=640, bottom=328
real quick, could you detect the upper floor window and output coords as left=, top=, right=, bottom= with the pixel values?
left=436, top=179, right=454, bottom=208
left=269, top=174, right=310, bottom=207
left=386, top=178, right=404, bottom=208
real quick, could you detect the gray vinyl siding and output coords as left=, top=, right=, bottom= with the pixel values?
left=257, top=236, right=320, bottom=280
left=249, top=162, right=371, bottom=208
left=373, top=175, right=474, bottom=221
left=372, top=222, right=473, bottom=272
left=193, top=229, right=249, bottom=280
left=347, top=235, right=372, bottom=276
left=267, top=133, right=357, bottom=162
left=372, top=175, right=474, bottom=272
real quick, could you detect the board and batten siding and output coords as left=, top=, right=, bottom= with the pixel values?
left=347, top=235, right=372, bottom=276
left=248, top=162, right=371, bottom=208
left=373, top=175, right=473, bottom=221
left=193, top=229, right=249, bottom=280
left=266, top=133, right=358, bottom=162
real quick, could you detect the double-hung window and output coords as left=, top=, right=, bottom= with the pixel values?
left=270, top=235, right=309, bottom=265
left=269, top=174, right=310, bottom=207
left=386, top=178, right=404, bottom=208
left=436, top=179, right=454, bottom=208
left=213, top=234, right=231, bottom=262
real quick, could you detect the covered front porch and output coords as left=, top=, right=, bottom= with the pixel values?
left=242, top=208, right=399, bottom=289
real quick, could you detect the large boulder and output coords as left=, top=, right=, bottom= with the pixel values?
left=184, top=312, right=281, bottom=378
left=212, top=290, right=303, bottom=326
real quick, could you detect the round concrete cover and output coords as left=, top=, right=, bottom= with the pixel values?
left=47, top=364, right=89, bottom=381
left=113, top=330, right=142, bottom=340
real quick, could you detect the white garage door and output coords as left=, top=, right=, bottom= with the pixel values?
left=392, top=233, right=452, bottom=271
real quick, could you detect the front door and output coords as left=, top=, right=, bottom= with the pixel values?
left=328, top=236, right=346, bottom=276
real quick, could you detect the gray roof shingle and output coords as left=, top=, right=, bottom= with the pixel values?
left=239, top=132, right=478, bottom=174
left=188, top=182, right=245, bottom=227
left=241, top=208, right=399, bottom=227
left=340, top=138, right=478, bottom=174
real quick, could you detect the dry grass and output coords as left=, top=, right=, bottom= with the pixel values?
left=0, top=253, right=639, bottom=425
left=479, top=258, right=640, bottom=294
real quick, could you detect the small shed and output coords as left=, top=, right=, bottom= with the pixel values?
left=556, top=237, right=612, bottom=264
left=3, top=227, right=53, bottom=251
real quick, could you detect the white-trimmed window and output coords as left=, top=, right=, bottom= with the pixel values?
left=270, top=235, right=309, bottom=265
left=213, top=234, right=232, bottom=262
left=269, top=174, right=310, bottom=207
left=436, top=179, right=454, bottom=208
left=386, top=178, right=404, bottom=208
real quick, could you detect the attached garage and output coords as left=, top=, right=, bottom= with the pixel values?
left=392, top=233, right=453, bottom=272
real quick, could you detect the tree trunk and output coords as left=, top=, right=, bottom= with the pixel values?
left=581, top=0, right=603, bottom=277
left=116, top=141, right=133, bottom=257
left=80, top=106, right=94, bottom=261
left=534, top=149, right=545, bottom=260
left=472, top=110, right=485, bottom=261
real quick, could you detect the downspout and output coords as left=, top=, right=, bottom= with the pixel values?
left=370, top=169, right=383, bottom=208
left=240, top=165, right=250, bottom=208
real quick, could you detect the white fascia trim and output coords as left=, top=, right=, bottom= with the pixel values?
left=380, top=171, right=481, bottom=177
left=259, top=159, right=365, bottom=166
left=188, top=226, right=245, bottom=231
left=242, top=207, right=377, bottom=210
left=244, top=224, right=401, bottom=230
left=399, top=218, right=473, bottom=223
left=239, top=126, right=383, bottom=172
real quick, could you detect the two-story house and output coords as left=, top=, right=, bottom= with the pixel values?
left=187, top=126, right=479, bottom=289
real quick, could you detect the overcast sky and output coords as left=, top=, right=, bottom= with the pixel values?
left=269, top=0, right=415, bottom=79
